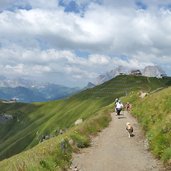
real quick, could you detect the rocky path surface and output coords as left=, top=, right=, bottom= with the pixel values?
left=70, top=111, right=165, bottom=171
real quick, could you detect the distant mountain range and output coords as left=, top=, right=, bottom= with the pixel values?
left=0, top=65, right=167, bottom=101
left=88, top=65, right=167, bottom=87
left=0, top=77, right=80, bottom=103
left=94, top=66, right=126, bottom=85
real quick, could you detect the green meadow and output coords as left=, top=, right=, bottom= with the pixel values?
left=0, top=75, right=171, bottom=170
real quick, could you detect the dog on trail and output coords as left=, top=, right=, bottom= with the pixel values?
left=126, top=122, right=133, bottom=138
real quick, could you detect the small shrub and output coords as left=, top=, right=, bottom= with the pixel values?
left=162, top=148, right=171, bottom=163
left=55, top=139, right=72, bottom=170
left=40, top=159, right=55, bottom=171
left=70, top=133, right=90, bottom=148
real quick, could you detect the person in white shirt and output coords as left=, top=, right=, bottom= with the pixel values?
left=114, top=98, right=119, bottom=112
left=115, top=100, right=123, bottom=115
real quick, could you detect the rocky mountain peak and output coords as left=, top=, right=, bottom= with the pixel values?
left=91, top=65, right=167, bottom=86
left=94, top=66, right=127, bottom=85
left=142, top=65, right=167, bottom=78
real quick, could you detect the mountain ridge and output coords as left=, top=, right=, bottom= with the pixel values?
left=90, top=65, right=167, bottom=86
left=0, top=77, right=80, bottom=102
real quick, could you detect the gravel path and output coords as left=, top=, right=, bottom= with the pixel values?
left=70, top=111, right=164, bottom=171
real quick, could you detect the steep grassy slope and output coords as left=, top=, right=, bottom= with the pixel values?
left=123, top=87, right=171, bottom=166
left=0, top=105, right=112, bottom=171
left=0, top=75, right=171, bottom=166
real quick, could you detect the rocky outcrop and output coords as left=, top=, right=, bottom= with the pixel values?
left=142, top=66, right=167, bottom=78
left=74, top=119, right=83, bottom=125
left=0, top=114, right=13, bottom=122
left=94, top=66, right=127, bottom=85
left=139, top=91, right=148, bottom=98
left=89, top=65, right=167, bottom=87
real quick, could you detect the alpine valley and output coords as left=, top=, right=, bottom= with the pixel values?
left=0, top=77, right=80, bottom=102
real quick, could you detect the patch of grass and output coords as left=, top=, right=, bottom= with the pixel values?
left=162, top=148, right=171, bottom=164
left=122, top=87, right=171, bottom=165
left=70, top=133, right=90, bottom=148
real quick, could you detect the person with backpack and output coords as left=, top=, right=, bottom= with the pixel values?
left=115, top=100, right=123, bottom=115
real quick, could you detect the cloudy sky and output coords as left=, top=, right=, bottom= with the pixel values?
left=0, top=0, right=171, bottom=87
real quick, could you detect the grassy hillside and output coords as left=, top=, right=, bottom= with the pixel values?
left=123, top=87, right=171, bottom=166
left=0, top=75, right=171, bottom=170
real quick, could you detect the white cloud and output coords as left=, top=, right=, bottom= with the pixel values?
left=88, top=55, right=110, bottom=65
left=1, top=3, right=171, bottom=56
left=2, top=44, right=169, bottom=86
left=0, top=1, right=171, bottom=86
left=0, top=46, right=114, bottom=85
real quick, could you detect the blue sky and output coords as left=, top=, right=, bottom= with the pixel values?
left=0, top=0, right=171, bottom=87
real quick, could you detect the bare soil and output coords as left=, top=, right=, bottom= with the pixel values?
left=70, top=111, right=165, bottom=171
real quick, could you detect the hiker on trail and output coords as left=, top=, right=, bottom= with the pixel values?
left=115, top=98, right=119, bottom=104
left=114, top=98, right=119, bottom=112
left=115, top=100, right=123, bottom=115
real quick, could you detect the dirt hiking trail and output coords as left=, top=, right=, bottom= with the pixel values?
left=70, top=111, right=165, bottom=171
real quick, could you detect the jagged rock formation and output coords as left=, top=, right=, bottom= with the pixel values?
left=142, top=66, right=167, bottom=78
left=91, top=65, right=167, bottom=86
left=94, top=66, right=127, bottom=85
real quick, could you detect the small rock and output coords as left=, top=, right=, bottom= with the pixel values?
left=144, top=138, right=149, bottom=150
left=139, top=91, right=148, bottom=98
left=74, top=119, right=83, bottom=125
left=69, top=139, right=74, bottom=145
left=59, top=129, right=64, bottom=134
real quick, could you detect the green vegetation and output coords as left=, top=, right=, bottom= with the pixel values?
left=0, top=75, right=171, bottom=170
left=0, top=105, right=112, bottom=170
left=123, top=87, right=171, bottom=165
